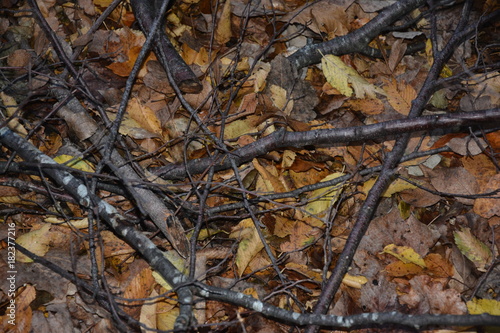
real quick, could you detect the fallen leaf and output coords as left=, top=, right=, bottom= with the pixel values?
left=322, top=54, right=384, bottom=99
left=305, top=172, right=345, bottom=216
left=53, top=154, right=95, bottom=172
left=454, top=227, right=492, bottom=272
left=384, top=78, right=417, bottom=115
left=229, top=219, right=265, bottom=276
left=215, top=0, right=232, bottom=44
left=126, top=98, right=163, bottom=136
left=385, top=261, right=424, bottom=277
left=16, top=224, right=52, bottom=263
left=343, top=273, right=368, bottom=289
left=429, top=167, right=479, bottom=205
left=473, top=173, right=500, bottom=218
left=382, top=244, right=426, bottom=268
left=467, top=298, right=500, bottom=315
left=362, top=177, right=417, bottom=198
left=269, top=84, right=294, bottom=115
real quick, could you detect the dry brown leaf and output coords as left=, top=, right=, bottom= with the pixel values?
left=424, top=253, right=454, bottom=278
left=280, top=0, right=353, bottom=37
left=446, top=137, right=485, bottom=156
left=429, top=167, right=479, bottom=205
left=345, top=98, right=384, bottom=115
left=388, top=39, right=407, bottom=72
left=253, top=159, right=287, bottom=194
left=399, top=276, right=467, bottom=314
left=126, top=98, right=163, bottom=136
left=399, top=186, right=441, bottom=208
left=215, top=0, right=232, bottom=45
left=462, top=154, right=498, bottom=189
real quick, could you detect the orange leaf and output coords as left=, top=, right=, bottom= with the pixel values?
left=384, top=78, right=417, bottom=115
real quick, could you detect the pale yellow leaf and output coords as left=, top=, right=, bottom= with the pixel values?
left=253, top=159, right=287, bottom=193
left=223, top=119, right=256, bottom=140
left=342, top=273, right=368, bottom=289
left=157, top=306, right=179, bottom=331
left=152, top=251, right=187, bottom=289
left=281, top=150, right=296, bottom=169
left=16, top=224, right=52, bottom=263
left=140, top=289, right=159, bottom=330
left=321, top=55, right=353, bottom=97
left=322, top=55, right=384, bottom=99
left=229, top=219, right=264, bottom=276
left=45, top=216, right=89, bottom=229
left=0, top=91, right=28, bottom=135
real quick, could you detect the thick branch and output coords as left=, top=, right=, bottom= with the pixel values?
left=154, top=108, right=500, bottom=180
left=0, top=125, right=194, bottom=331
left=287, top=0, right=427, bottom=69
left=130, top=0, right=202, bottom=93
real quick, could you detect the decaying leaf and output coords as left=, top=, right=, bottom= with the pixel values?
left=454, top=227, right=492, bottom=272
left=322, top=54, right=384, bottom=99
left=126, top=98, right=163, bottom=137
left=215, top=0, right=232, bottom=45
left=473, top=173, right=500, bottom=218
left=229, top=219, right=265, bottom=276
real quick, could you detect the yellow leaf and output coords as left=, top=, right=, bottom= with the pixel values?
left=342, top=273, right=368, bottom=289
left=382, top=244, right=426, bottom=268
left=454, top=227, right=492, bottom=272
left=305, top=172, right=345, bottom=216
left=467, top=298, right=500, bottom=315
left=53, top=154, right=95, bottom=172
left=215, top=0, right=232, bottom=45
left=16, top=224, right=52, bottom=263
left=157, top=306, right=179, bottom=332
left=247, top=62, right=270, bottom=92
left=362, top=177, right=417, bottom=197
